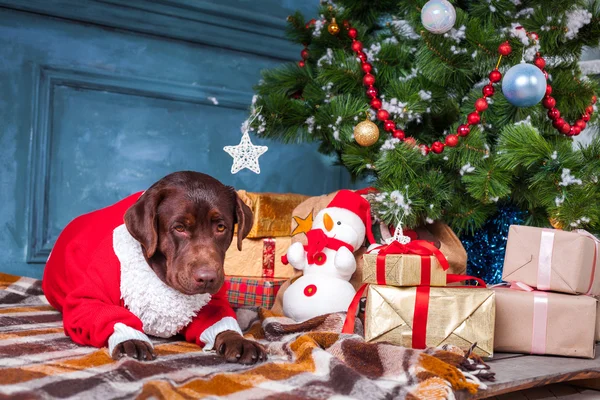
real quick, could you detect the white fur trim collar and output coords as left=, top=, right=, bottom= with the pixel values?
left=113, top=224, right=211, bottom=338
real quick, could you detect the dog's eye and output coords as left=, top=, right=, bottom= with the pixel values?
left=217, top=224, right=226, bottom=232
left=174, top=225, right=185, bottom=233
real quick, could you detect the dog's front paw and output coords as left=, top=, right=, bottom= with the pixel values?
left=214, top=330, right=267, bottom=365
left=111, top=339, right=156, bottom=361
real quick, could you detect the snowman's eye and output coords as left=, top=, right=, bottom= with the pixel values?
left=337, top=221, right=341, bottom=225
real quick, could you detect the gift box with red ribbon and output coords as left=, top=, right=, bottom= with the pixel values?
left=225, top=276, right=286, bottom=309
left=362, top=240, right=450, bottom=287
left=493, top=284, right=596, bottom=358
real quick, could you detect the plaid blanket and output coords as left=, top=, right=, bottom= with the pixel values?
left=0, top=273, right=494, bottom=399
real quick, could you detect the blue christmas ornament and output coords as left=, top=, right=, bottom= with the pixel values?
left=501, top=62, right=547, bottom=107
left=421, top=0, right=456, bottom=34
left=461, top=206, right=525, bottom=285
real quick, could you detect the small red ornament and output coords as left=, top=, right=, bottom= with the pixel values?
left=483, top=84, right=495, bottom=97
left=529, top=32, right=539, bottom=41
left=420, top=144, right=430, bottom=155
left=575, top=119, right=586, bottom=130
left=351, top=41, right=363, bottom=52
left=370, top=98, right=382, bottom=109
left=363, top=74, right=375, bottom=86
left=572, top=126, right=582, bottom=136
left=547, top=108, right=560, bottom=120
left=301, top=49, right=309, bottom=60
left=534, top=57, right=546, bottom=69
left=404, top=137, right=416, bottom=146
left=366, top=87, right=378, bottom=98
left=348, top=28, right=358, bottom=39
left=457, top=124, right=470, bottom=136
left=542, top=96, right=556, bottom=109
left=498, top=41, right=512, bottom=56
left=560, top=123, right=571, bottom=135
left=343, top=20, right=350, bottom=28
left=377, top=109, right=390, bottom=121
left=384, top=120, right=395, bottom=132
left=445, top=134, right=459, bottom=147
left=582, top=113, right=590, bottom=122
left=475, top=98, right=489, bottom=112
left=303, top=284, right=318, bottom=297
left=467, top=112, right=481, bottom=125
left=543, top=70, right=548, bottom=80
left=489, top=70, right=502, bottom=83
left=553, top=118, right=566, bottom=129
left=361, top=63, right=372, bottom=73
left=586, top=105, right=594, bottom=115
left=545, top=85, right=552, bottom=96
left=357, top=52, right=368, bottom=62
left=393, top=129, right=405, bottom=139
left=431, top=141, right=444, bottom=154
left=592, top=95, right=597, bottom=104
left=298, top=60, right=305, bottom=68
left=308, top=19, right=316, bottom=26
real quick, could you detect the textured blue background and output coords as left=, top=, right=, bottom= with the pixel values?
left=0, top=0, right=352, bottom=279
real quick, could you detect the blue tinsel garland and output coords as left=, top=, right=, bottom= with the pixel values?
left=461, top=206, right=524, bottom=284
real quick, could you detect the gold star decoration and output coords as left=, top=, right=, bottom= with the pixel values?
left=291, top=211, right=314, bottom=236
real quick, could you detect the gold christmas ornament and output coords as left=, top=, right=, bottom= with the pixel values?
left=328, top=18, right=340, bottom=35
left=354, top=119, right=379, bottom=147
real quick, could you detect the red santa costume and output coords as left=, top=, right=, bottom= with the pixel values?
left=42, top=192, right=242, bottom=356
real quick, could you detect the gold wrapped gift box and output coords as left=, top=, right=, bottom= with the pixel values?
left=225, top=236, right=295, bottom=278
left=362, top=253, right=447, bottom=287
left=364, top=285, right=495, bottom=357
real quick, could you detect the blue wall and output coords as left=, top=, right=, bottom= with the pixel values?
left=0, top=0, right=353, bottom=279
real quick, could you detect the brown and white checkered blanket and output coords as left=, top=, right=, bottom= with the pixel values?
left=0, top=273, right=494, bottom=399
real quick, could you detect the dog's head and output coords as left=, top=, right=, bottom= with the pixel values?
left=124, top=171, right=253, bottom=295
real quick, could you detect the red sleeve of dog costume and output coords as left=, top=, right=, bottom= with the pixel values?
left=180, top=285, right=239, bottom=348
left=60, top=237, right=144, bottom=349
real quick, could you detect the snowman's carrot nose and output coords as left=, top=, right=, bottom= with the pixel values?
left=323, top=213, right=334, bottom=231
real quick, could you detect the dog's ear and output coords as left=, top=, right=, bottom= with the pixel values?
left=234, top=193, right=253, bottom=251
left=124, top=189, right=163, bottom=258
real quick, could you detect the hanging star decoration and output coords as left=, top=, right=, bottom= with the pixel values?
left=224, top=109, right=268, bottom=174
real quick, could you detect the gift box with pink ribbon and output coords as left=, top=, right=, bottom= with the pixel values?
left=493, top=284, right=597, bottom=358
left=502, top=225, right=600, bottom=295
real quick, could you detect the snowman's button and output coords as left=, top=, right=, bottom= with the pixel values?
left=314, top=252, right=327, bottom=265
left=303, top=284, right=317, bottom=297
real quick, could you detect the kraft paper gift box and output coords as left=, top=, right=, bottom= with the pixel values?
left=494, top=287, right=597, bottom=358
left=362, top=241, right=448, bottom=287
left=502, top=225, right=600, bottom=295
left=225, top=236, right=295, bottom=278
left=363, top=285, right=495, bottom=357
left=225, top=276, right=286, bottom=309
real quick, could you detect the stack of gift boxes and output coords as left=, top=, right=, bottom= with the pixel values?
left=493, top=225, right=599, bottom=358
left=224, top=190, right=308, bottom=309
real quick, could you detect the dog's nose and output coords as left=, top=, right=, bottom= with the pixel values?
left=193, top=269, right=217, bottom=286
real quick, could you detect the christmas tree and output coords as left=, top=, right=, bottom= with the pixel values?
left=249, top=0, right=600, bottom=236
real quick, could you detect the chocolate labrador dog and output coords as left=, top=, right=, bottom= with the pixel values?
left=42, top=171, right=266, bottom=364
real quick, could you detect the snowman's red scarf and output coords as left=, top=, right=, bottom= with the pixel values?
left=282, top=229, right=354, bottom=265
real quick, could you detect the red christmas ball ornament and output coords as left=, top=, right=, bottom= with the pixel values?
left=300, top=49, right=309, bottom=60
left=457, top=124, right=470, bottom=136
left=467, top=112, right=481, bottom=125
left=357, top=52, right=368, bottom=62
left=543, top=70, right=548, bottom=80
left=298, top=60, right=305, bottom=68
left=547, top=108, right=560, bottom=120
left=534, top=57, right=546, bottom=70
left=582, top=113, right=591, bottom=122
left=445, top=134, right=459, bottom=147
left=560, top=123, right=571, bottom=135
left=377, top=109, right=390, bottom=121
left=545, top=85, right=552, bottom=96
left=348, top=28, right=358, bottom=39
left=404, top=137, right=416, bottom=146
left=431, top=141, right=445, bottom=154
left=586, top=105, right=594, bottom=115
left=475, top=98, right=489, bottom=112
left=370, top=98, right=382, bottom=110
left=498, top=41, right=512, bottom=56
left=542, top=96, right=556, bottom=109
left=361, top=63, right=373, bottom=74
left=366, top=86, right=378, bottom=98
left=572, top=126, right=582, bottom=136
left=384, top=120, right=395, bottom=132
left=553, top=118, right=566, bottom=129
left=420, top=144, right=430, bottom=155
left=343, top=20, right=350, bottom=28
left=489, top=70, right=502, bottom=83
left=592, top=95, right=597, bottom=104
left=363, top=74, right=375, bottom=86
left=392, top=129, right=405, bottom=139
left=351, top=41, right=363, bottom=52
left=575, top=119, right=586, bottom=130
left=482, top=84, right=495, bottom=97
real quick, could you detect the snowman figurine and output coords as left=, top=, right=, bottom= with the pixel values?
left=283, top=190, right=375, bottom=322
